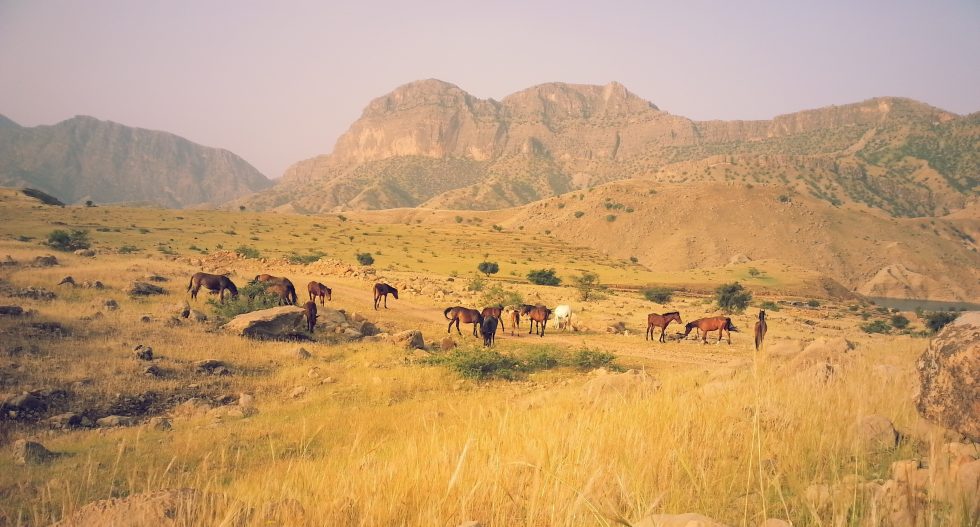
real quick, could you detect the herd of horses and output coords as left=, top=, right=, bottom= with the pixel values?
left=186, top=272, right=770, bottom=350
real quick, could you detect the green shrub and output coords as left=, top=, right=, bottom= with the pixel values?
left=643, top=287, right=673, bottom=304
left=426, top=345, right=618, bottom=381
left=287, top=250, right=326, bottom=264
left=629, top=256, right=638, bottom=264
left=467, top=275, right=486, bottom=292
left=759, top=301, right=780, bottom=311
left=574, top=211, right=585, bottom=218
left=605, top=214, right=617, bottom=222
left=807, top=299, right=821, bottom=308
left=478, top=261, right=500, bottom=277
left=47, top=229, right=90, bottom=251
left=923, top=311, right=958, bottom=333
left=207, top=281, right=280, bottom=322
left=527, top=268, right=561, bottom=286
left=861, top=320, right=891, bottom=334
left=118, top=244, right=140, bottom=254
left=890, top=314, right=910, bottom=329
left=716, top=282, right=752, bottom=313
left=480, top=285, right=523, bottom=308
left=356, top=252, right=374, bottom=265
left=748, top=267, right=762, bottom=277
left=571, top=271, right=604, bottom=301
left=568, top=349, right=616, bottom=370
left=235, top=245, right=260, bottom=259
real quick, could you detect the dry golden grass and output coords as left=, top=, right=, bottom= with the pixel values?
left=0, top=194, right=973, bottom=526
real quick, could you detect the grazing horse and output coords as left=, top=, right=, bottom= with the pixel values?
left=445, top=306, right=484, bottom=337
left=253, top=274, right=297, bottom=305
left=188, top=272, right=239, bottom=303
left=646, top=311, right=682, bottom=343
left=554, top=304, right=572, bottom=331
left=303, top=301, right=318, bottom=333
left=525, top=305, right=552, bottom=337
left=508, top=308, right=521, bottom=336
left=754, top=310, right=767, bottom=351
left=481, top=305, right=506, bottom=333
left=373, top=283, right=398, bottom=310
left=482, top=316, right=499, bottom=347
left=683, top=316, right=739, bottom=344
left=307, top=281, right=332, bottom=306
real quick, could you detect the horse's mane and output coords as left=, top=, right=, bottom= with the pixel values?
left=663, top=311, right=679, bottom=316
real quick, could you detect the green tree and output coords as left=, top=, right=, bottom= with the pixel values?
left=478, top=261, right=500, bottom=277
left=716, top=282, right=752, bottom=313
left=890, top=314, right=910, bottom=329
left=527, top=268, right=561, bottom=286
left=47, top=229, right=91, bottom=251
left=643, top=287, right=673, bottom=304
left=923, top=311, right=958, bottom=333
left=571, top=271, right=604, bottom=301
left=356, top=252, right=374, bottom=266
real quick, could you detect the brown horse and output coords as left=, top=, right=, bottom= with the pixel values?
left=188, top=272, right=239, bottom=303
left=482, top=316, right=499, bottom=347
left=307, top=281, right=332, bottom=306
left=646, top=311, right=682, bottom=343
left=481, top=305, right=506, bottom=333
left=508, top=309, right=521, bottom=336
left=683, top=316, right=739, bottom=344
left=373, top=283, right=398, bottom=310
left=525, top=305, right=552, bottom=337
left=254, top=274, right=297, bottom=305
left=445, top=306, right=484, bottom=337
left=754, top=310, right=767, bottom=351
left=304, top=301, right=318, bottom=333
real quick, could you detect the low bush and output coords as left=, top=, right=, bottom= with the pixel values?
left=923, top=311, right=958, bottom=333
left=716, top=282, right=752, bottom=313
left=235, top=245, right=260, bottom=259
left=861, top=320, right=891, bottom=334
left=47, top=229, right=90, bottom=251
left=356, top=252, right=374, bottom=265
left=759, top=300, right=780, bottom=311
left=527, top=268, right=561, bottom=286
left=890, top=314, right=910, bottom=329
left=287, top=250, right=326, bottom=264
left=426, top=345, right=618, bottom=381
left=642, top=287, right=673, bottom=304
left=207, top=281, right=279, bottom=322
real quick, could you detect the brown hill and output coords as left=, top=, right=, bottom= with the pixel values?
left=0, top=115, right=272, bottom=208
left=242, top=80, right=976, bottom=217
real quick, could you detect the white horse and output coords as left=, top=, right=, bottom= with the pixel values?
left=555, top=304, right=572, bottom=331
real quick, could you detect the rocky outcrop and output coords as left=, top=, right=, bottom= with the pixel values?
left=223, top=306, right=307, bottom=340
left=917, top=312, right=979, bottom=442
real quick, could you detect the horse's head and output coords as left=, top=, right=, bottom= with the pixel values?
left=326, top=287, right=332, bottom=301
left=759, top=310, right=766, bottom=321
left=391, top=287, right=398, bottom=299
left=670, top=312, right=683, bottom=324
left=683, top=322, right=695, bottom=336
left=226, top=280, right=239, bottom=297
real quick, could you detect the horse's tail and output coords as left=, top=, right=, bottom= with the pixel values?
left=444, top=307, right=454, bottom=319
left=754, top=328, right=763, bottom=351
left=187, top=275, right=195, bottom=292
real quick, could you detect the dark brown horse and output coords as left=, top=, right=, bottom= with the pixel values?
left=254, top=274, right=297, bottom=305
left=188, top=272, right=239, bottom=303
left=754, top=310, right=767, bottom=351
left=445, top=306, right=484, bottom=337
left=373, top=283, right=398, bottom=310
left=646, top=311, right=682, bottom=343
left=307, top=281, right=332, bottom=306
left=525, top=305, right=552, bottom=337
left=304, top=301, right=318, bottom=333
left=683, top=316, right=739, bottom=344
left=481, top=305, right=506, bottom=333
left=482, top=316, right=499, bottom=347
left=508, top=309, right=521, bottom=336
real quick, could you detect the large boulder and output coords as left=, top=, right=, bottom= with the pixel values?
left=223, top=306, right=308, bottom=340
left=392, top=329, right=425, bottom=350
left=12, top=439, right=56, bottom=465
left=917, top=312, right=979, bottom=442
left=129, top=282, right=165, bottom=296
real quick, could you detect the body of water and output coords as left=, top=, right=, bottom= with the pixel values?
left=867, top=297, right=980, bottom=313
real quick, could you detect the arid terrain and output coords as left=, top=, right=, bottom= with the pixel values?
left=0, top=188, right=977, bottom=526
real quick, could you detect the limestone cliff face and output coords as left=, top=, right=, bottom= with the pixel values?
left=0, top=115, right=271, bottom=208
left=247, top=80, right=976, bottom=216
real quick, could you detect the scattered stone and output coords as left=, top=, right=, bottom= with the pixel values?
left=129, top=282, right=165, bottom=296
left=238, top=393, right=255, bottom=408
left=223, top=306, right=309, bottom=340
left=164, top=316, right=183, bottom=327
left=292, top=347, right=312, bottom=360
left=916, top=312, right=979, bottom=442
left=148, top=417, right=172, bottom=431
left=12, top=439, right=56, bottom=465
left=172, top=301, right=191, bottom=318
left=606, top=321, right=628, bottom=334
left=143, top=274, right=169, bottom=282
left=96, top=415, right=135, bottom=427
left=143, top=365, right=162, bottom=377
left=195, top=360, right=230, bottom=376
left=0, top=255, right=16, bottom=267
left=133, top=345, right=153, bottom=361
left=99, top=298, right=119, bottom=311
left=307, top=367, right=320, bottom=378
left=800, top=361, right=838, bottom=383
left=188, top=309, right=207, bottom=323
left=47, top=412, right=83, bottom=429
left=140, top=315, right=152, bottom=323
left=4, top=392, right=47, bottom=417
left=73, top=249, right=95, bottom=257
left=81, top=280, right=105, bottom=289
left=0, top=305, right=25, bottom=316
left=58, top=276, right=76, bottom=286
left=392, top=329, right=425, bottom=350
left=854, top=414, right=899, bottom=451
left=11, top=287, right=56, bottom=300
left=290, top=386, right=307, bottom=399
left=440, top=336, right=457, bottom=351
left=171, top=398, right=214, bottom=417
left=634, top=513, right=730, bottom=527
left=32, top=255, right=58, bottom=267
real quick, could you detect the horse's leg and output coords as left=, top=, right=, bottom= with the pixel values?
left=219, top=288, right=225, bottom=304
left=540, top=319, right=546, bottom=337
left=660, top=326, right=667, bottom=343
left=384, top=294, right=388, bottom=309
left=455, top=319, right=462, bottom=336
left=447, top=319, right=454, bottom=334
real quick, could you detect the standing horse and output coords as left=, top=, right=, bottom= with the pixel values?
left=373, top=283, right=398, bottom=310
left=554, top=304, right=572, bottom=331
left=445, top=306, right=484, bottom=337
left=646, top=311, right=682, bottom=343
left=188, top=272, right=239, bottom=303
left=481, top=305, right=506, bottom=333
left=508, top=308, right=521, bottom=336
left=253, top=274, right=297, bottom=305
left=683, top=316, right=739, bottom=344
left=307, top=281, right=332, bottom=306
left=526, top=305, right=552, bottom=337
left=482, top=316, right=499, bottom=347
left=303, top=301, right=318, bottom=333
left=754, top=310, right=767, bottom=351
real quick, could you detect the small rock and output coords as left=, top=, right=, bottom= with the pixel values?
left=32, top=255, right=59, bottom=267
left=100, top=298, right=119, bottom=311
left=172, top=398, right=214, bottom=417
left=307, top=367, right=320, bottom=378
left=290, top=386, right=307, bottom=399
left=47, top=412, right=82, bottom=429
left=96, top=415, right=135, bottom=427
left=440, top=336, right=457, bottom=351
left=172, top=301, right=191, bottom=318
left=58, top=276, right=76, bottom=286
left=12, top=439, right=56, bottom=465
left=143, top=365, right=162, bottom=377
left=238, top=393, right=255, bottom=408
left=6, top=393, right=46, bottom=416
left=140, top=315, right=152, bottom=323
left=195, top=359, right=229, bottom=375
left=292, top=347, right=312, bottom=360
left=0, top=305, right=25, bottom=316
left=133, top=345, right=153, bottom=361
left=855, top=414, right=899, bottom=451
left=148, top=417, right=172, bottom=431
left=189, top=309, right=208, bottom=323
left=73, top=249, right=96, bottom=257
left=129, top=282, right=165, bottom=296
left=392, top=329, right=425, bottom=350
left=164, top=316, right=183, bottom=327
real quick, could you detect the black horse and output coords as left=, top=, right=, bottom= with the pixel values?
left=373, top=283, right=399, bottom=310
left=188, top=272, right=238, bottom=303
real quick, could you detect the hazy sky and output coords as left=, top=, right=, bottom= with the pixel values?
left=1, top=1, right=978, bottom=179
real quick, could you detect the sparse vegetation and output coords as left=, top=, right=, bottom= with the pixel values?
left=207, top=281, right=280, bottom=322
left=527, top=268, right=561, bottom=286
left=479, top=284, right=523, bottom=309
left=605, top=214, right=617, bottom=222
left=923, top=311, right=958, bottom=333
left=234, top=245, right=260, bottom=259
left=642, top=287, right=673, bottom=304
left=574, top=211, right=585, bottom=218
left=890, top=314, right=910, bottom=329
left=571, top=271, right=604, bottom=301
left=759, top=300, right=780, bottom=311
left=426, top=345, right=617, bottom=381
left=287, top=250, right=327, bottom=264
left=46, top=229, right=90, bottom=251
left=477, top=261, right=499, bottom=277
left=356, top=252, right=374, bottom=265
left=861, top=319, right=891, bottom=334
left=715, top=282, right=752, bottom=313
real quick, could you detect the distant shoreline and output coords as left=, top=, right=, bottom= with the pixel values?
left=868, top=296, right=979, bottom=313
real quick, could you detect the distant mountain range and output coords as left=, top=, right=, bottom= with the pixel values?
left=0, top=115, right=271, bottom=207
left=241, top=79, right=977, bottom=217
